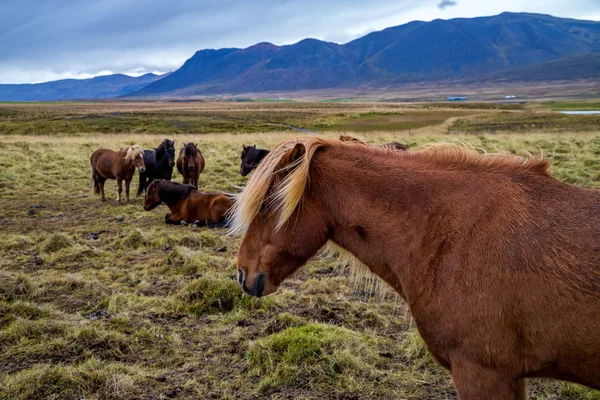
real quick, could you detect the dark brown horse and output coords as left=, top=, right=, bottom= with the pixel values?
left=176, top=142, right=205, bottom=188
left=91, top=145, right=146, bottom=203
left=232, top=137, right=600, bottom=399
left=143, top=180, right=232, bottom=227
left=240, top=145, right=270, bottom=176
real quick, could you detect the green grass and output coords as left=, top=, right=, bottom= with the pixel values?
left=448, top=110, right=600, bottom=133
left=539, top=101, right=600, bottom=111
left=0, top=104, right=599, bottom=399
left=246, top=324, right=382, bottom=391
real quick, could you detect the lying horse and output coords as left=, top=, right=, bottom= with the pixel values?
left=177, top=142, right=205, bottom=188
left=91, top=145, right=146, bottom=203
left=137, top=138, right=175, bottom=196
left=339, top=134, right=407, bottom=151
left=240, top=145, right=270, bottom=176
left=232, top=137, right=600, bottom=399
left=143, top=179, right=232, bottom=227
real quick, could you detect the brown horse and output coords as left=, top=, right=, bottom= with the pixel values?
left=143, top=179, right=232, bottom=227
left=339, top=134, right=407, bottom=151
left=176, top=142, right=205, bottom=188
left=91, top=145, right=146, bottom=203
left=232, top=137, right=600, bottom=399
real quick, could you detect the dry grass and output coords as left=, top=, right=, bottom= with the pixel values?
left=0, top=102, right=599, bottom=399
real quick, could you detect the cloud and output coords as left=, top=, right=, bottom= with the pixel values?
left=438, top=0, right=458, bottom=10
left=0, top=0, right=598, bottom=83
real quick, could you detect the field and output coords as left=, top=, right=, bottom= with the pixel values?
left=1, top=101, right=599, bottom=399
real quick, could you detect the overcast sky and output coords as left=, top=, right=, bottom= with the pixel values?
left=1, top=0, right=599, bottom=84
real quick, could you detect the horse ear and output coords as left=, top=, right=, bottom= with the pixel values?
left=242, top=145, right=247, bottom=151
left=283, top=143, right=306, bottom=165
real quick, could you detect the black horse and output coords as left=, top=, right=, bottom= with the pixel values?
left=137, top=139, right=176, bottom=196
left=240, top=145, right=270, bottom=176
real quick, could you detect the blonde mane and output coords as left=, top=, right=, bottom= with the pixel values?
left=123, top=144, right=144, bottom=160
left=230, top=137, right=550, bottom=234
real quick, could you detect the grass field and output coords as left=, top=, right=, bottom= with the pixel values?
left=1, top=102, right=599, bottom=399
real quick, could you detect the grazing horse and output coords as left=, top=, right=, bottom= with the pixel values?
left=240, top=145, right=270, bottom=176
left=137, top=139, right=176, bottom=196
left=232, top=137, right=600, bottom=399
left=177, top=143, right=205, bottom=188
left=91, top=145, right=146, bottom=203
left=143, top=180, right=232, bottom=227
left=339, top=134, right=407, bottom=151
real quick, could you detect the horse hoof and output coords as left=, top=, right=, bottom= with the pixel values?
left=101, top=198, right=107, bottom=202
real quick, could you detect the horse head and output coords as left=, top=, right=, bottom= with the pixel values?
left=126, top=145, right=146, bottom=173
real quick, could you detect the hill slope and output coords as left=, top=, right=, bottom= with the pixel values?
left=0, top=73, right=165, bottom=101
left=467, top=53, right=600, bottom=82
left=132, top=12, right=600, bottom=96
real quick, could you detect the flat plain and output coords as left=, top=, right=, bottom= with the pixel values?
left=1, top=101, right=599, bottom=399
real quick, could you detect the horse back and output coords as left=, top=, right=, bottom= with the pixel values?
left=91, top=149, right=123, bottom=179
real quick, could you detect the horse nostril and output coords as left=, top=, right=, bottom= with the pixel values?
left=237, top=269, right=245, bottom=288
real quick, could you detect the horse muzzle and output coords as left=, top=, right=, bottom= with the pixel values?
left=237, top=269, right=266, bottom=298
left=139, top=167, right=146, bottom=173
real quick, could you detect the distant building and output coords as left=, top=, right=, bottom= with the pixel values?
left=505, top=95, right=517, bottom=99
left=446, top=96, right=468, bottom=101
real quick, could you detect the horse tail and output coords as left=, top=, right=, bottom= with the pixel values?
left=91, top=167, right=99, bottom=195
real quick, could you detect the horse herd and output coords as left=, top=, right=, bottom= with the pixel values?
left=89, top=136, right=407, bottom=227
left=90, top=136, right=600, bottom=399
left=90, top=139, right=256, bottom=226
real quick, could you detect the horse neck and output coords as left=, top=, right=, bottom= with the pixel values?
left=158, top=184, right=187, bottom=207
left=312, top=152, right=455, bottom=300
left=255, top=150, right=269, bottom=164
left=120, top=151, right=135, bottom=169
left=156, top=151, right=170, bottom=168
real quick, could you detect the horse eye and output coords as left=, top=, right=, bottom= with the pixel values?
left=260, top=202, right=268, bottom=213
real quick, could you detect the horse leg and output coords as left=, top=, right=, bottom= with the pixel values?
left=137, top=173, right=146, bottom=197
left=99, top=178, right=106, bottom=202
left=125, top=179, right=131, bottom=203
left=517, top=379, right=528, bottom=400
left=165, top=214, right=182, bottom=225
left=451, top=358, right=523, bottom=400
left=116, top=179, right=123, bottom=204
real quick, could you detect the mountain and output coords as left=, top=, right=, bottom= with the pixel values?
left=0, top=73, right=165, bottom=101
left=131, top=12, right=600, bottom=97
left=467, top=53, right=600, bottom=82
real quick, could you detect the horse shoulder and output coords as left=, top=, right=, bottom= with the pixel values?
left=176, top=154, right=184, bottom=175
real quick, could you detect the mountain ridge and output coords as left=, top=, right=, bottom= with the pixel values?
left=1, top=12, right=598, bottom=101
left=0, top=73, right=166, bottom=101
left=131, top=12, right=600, bottom=97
